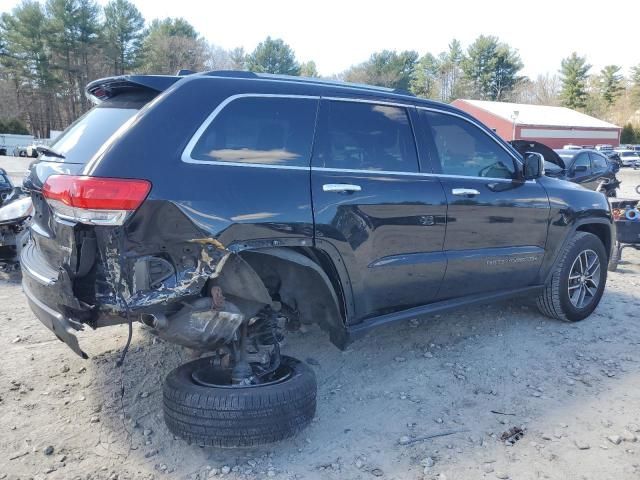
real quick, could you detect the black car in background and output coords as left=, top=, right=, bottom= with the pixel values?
left=554, top=149, right=620, bottom=196
left=21, top=72, right=614, bottom=448
left=603, top=151, right=622, bottom=169
left=510, top=141, right=620, bottom=197
left=0, top=168, right=14, bottom=205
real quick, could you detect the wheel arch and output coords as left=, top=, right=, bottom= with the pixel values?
left=575, top=221, right=612, bottom=260
left=543, top=218, right=613, bottom=284
left=236, top=247, right=350, bottom=349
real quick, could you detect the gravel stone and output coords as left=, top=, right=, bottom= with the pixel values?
left=608, top=435, right=622, bottom=445
left=574, top=440, right=590, bottom=450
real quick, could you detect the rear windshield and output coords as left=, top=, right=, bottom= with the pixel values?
left=42, top=93, right=151, bottom=164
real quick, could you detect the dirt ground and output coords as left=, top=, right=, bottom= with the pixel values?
left=1, top=167, right=640, bottom=480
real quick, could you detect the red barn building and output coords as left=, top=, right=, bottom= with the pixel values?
left=452, top=99, right=621, bottom=149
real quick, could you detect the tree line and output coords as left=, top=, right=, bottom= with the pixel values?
left=1, top=0, right=640, bottom=138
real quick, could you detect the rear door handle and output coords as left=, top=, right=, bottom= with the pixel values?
left=323, top=183, right=362, bottom=193
left=452, top=188, right=480, bottom=196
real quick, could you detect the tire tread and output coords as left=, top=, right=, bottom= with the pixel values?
left=162, top=356, right=316, bottom=448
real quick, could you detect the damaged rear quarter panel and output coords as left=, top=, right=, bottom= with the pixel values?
left=83, top=78, right=317, bottom=314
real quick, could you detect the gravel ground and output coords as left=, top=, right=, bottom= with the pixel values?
left=1, top=165, right=640, bottom=480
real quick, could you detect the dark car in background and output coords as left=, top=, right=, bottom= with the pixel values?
left=510, top=141, right=620, bottom=197
left=603, top=151, right=622, bottom=169
left=20, top=72, right=614, bottom=448
left=0, top=168, right=14, bottom=204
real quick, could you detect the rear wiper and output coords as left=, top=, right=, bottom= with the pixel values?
left=36, top=146, right=65, bottom=159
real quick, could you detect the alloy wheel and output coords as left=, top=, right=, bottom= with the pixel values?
left=567, top=249, right=600, bottom=309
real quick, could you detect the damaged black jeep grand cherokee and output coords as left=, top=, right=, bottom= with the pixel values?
left=21, top=71, right=614, bottom=447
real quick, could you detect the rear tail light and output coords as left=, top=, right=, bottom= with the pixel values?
left=42, top=175, right=151, bottom=225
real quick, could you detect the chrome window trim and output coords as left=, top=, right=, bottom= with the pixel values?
left=312, top=166, right=533, bottom=183
left=181, top=93, right=534, bottom=183
left=323, top=96, right=413, bottom=109
left=181, top=93, right=320, bottom=167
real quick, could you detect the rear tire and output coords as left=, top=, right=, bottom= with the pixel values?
left=536, top=232, right=607, bottom=322
left=163, top=355, right=316, bottom=447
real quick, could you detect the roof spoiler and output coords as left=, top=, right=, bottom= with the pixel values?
left=85, top=75, right=183, bottom=104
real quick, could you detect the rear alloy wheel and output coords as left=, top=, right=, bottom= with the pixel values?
left=536, top=232, right=607, bottom=322
left=163, top=355, right=316, bottom=447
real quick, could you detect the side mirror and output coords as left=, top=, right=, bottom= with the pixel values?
left=523, top=152, right=544, bottom=180
left=573, top=165, right=588, bottom=175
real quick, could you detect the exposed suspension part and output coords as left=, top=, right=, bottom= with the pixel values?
left=228, top=307, right=285, bottom=385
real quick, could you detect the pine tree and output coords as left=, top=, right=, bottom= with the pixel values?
left=630, top=64, right=640, bottom=108
left=246, top=37, right=300, bottom=76
left=559, top=52, right=590, bottom=110
left=600, top=65, right=623, bottom=107
left=620, top=123, right=637, bottom=144
left=102, top=0, right=144, bottom=75
left=462, top=35, right=523, bottom=101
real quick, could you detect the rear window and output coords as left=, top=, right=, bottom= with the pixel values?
left=190, top=96, right=318, bottom=167
left=42, top=94, right=149, bottom=164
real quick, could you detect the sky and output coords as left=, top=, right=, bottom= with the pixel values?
left=1, top=0, right=639, bottom=78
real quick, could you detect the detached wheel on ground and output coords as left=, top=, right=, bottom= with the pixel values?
left=536, top=231, right=607, bottom=322
left=163, top=355, right=316, bottom=447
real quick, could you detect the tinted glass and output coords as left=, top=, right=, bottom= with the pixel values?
left=0, top=174, right=10, bottom=187
left=424, top=111, right=515, bottom=179
left=573, top=153, right=591, bottom=171
left=44, top=107, right=138, bottom=164
left=314, top=100, right=418, bottom=172
left=191, top=97, right=318, bottom=167
left=590, top=152, right=607, bottom=171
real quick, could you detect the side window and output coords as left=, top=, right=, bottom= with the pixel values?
left=190, top=97, right=318, bottom=167
left=423, top=111, right=516, bottom=179
left=573, top=153, right=591, bottom=173
left=590, top=152, right=607, bottom=171
left=314, top=100, right=418, bottom=172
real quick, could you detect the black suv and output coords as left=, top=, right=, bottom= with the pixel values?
left=20, top=71, right=614, bottom=447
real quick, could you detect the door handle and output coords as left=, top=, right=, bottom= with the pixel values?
left=323, top=183, right=362, bottom=193
left=452, top=188, right=480, bottom=196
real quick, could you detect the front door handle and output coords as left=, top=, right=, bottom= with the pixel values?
left=452, top=188, right=480, bottom=196
left=323, top=183, right=362, bottom=193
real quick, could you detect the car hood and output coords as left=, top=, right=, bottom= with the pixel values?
left=509, top=140, right=565, bottom=169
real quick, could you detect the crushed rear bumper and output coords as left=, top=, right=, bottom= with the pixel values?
left=21, top=241, right=90, bottom=358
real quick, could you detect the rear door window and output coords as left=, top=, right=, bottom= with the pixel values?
left=190, top=96, right=318, bottom=167
left=313, top=100, right=418, bottom=172
left=422, top=110, right=516, bottom=179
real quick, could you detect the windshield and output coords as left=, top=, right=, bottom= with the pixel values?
left=0, top=174, right=11, bottom=187
left=620, top=151, right=639, bottom=158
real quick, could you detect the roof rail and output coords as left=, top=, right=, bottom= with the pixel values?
left=203, top=70, right=415, bottom=97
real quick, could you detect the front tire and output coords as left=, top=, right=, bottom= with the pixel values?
left=536, top=232, right=607, bottom=322
left=163, top=355, right=316, bottom=447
